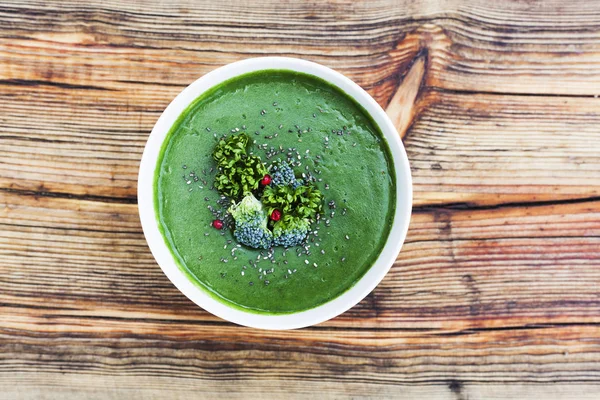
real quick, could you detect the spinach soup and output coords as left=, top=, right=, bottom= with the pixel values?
left=155, top=70, right=395, bottom=314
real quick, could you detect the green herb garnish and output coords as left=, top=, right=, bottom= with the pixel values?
left=212, top=133, right=267, bottom=200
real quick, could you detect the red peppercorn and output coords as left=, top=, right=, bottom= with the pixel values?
left=260, top=174, right=272, bottom=186
left=212, top=219, right=224, bottom=230
left=270, top=209, right=281, bottom=222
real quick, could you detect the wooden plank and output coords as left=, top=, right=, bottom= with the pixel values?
left=2, top=190, right=599, bottom=329
left=3, top=382, right=600, bottom=400
left=1, top=84, right=599, bottom=205
left=1, top=314, right=600, bottom=396
left=407, top=90, right=600, bottom=206
left=1, top=0, right=600, bottom=96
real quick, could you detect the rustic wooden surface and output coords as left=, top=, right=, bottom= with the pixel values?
left=1, top=0, right=600, bottom=398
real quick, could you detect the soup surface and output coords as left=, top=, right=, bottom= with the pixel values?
left=155, top=70, right=396, bottom=313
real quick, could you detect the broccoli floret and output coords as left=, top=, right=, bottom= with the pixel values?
left=229, top=193, right=272, bottom=249
left=272, top=215, right=310, bottom=248
left=271, top=161, right=296, bottom=187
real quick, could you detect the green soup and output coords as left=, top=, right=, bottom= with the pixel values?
left=155, top=70, right=395, bottom=314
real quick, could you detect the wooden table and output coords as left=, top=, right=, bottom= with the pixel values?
left=2, top=1, right=600, bottom=398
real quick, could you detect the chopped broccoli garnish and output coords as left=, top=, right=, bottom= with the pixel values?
left=272, top=215, right=310, bottom=247
left=271, top=161, right=296, bottom=187
left=229, top=193, right=272, bottom=249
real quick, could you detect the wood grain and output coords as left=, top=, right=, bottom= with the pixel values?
left=1, top=0, right=600, bottom=398
left=2, top=83, right=599, bottom=206
left=2, top=190, right=599, bottom=328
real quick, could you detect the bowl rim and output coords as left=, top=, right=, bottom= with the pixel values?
left=138, top=56, right=412, bottom=330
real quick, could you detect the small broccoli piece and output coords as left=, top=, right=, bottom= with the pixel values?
left=272, top=215, right=310, bottom=248
left=229, top=193, right=272, bottom=249
left=271, top=161, right=296, bottom=187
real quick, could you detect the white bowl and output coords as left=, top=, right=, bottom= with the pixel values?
left=138, top=57, right=412, bottom=329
